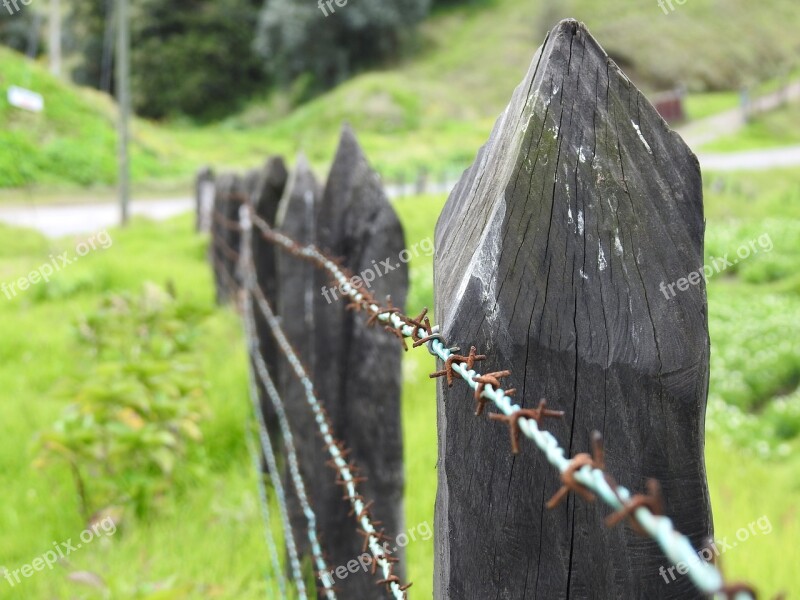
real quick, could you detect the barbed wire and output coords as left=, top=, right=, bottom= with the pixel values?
left=243, top=340, right=309, bottom=600
left=212, top=249, right=309, bottom=598
left=244, top=208, right=759, bottom=600
left=239, top=226, right=338, bottom=600
left=212, top=213, right=412, bottom=599
left=250, top=283, right=411, bottom=599
left=243, top=410, right=288, bottom=598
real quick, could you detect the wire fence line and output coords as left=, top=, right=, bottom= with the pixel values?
left=240, top=225, right=337, bottom=600
left=208, top=192, right=759, bottom=599
left=211, top=250, right=310, bottom=596
left=248, top=283, right=410, bottom=599
left=243, top=291, right=335, bottom=600
left=243, top=408, right=288, bottom=598
left=211, top=209, right=412, bottom=598
left=242, top=329, right=309, bottom=600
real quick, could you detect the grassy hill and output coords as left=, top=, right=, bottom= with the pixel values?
left=1, top=0, right=799, bottom=191
left=0, top=46, right=197, bottom=189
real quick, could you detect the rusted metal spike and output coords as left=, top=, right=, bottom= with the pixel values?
left=487, top=400, right=565, bottom=452
left=385, top=325, right=408, bottom=350
left=717, top=583, right=759, bottom=599
left=605, top=478, right=664, bottom=535
left=546, top=453, right=597, bottom=508
left=472, top=371, right=512, bottom=416
left=591, top=430, right=605, bottom=469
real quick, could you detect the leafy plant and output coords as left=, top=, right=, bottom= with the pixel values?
left=35, top=284, right=209, bottom=519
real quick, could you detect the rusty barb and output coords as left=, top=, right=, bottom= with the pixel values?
left=489, top=399, right=562, bottom=453
left=242, top=206, right=761, bottom=600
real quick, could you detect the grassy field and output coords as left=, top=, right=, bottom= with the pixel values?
left=0, top=163, right=798, bottom=597
left=2, top=0, right=799, bottom=192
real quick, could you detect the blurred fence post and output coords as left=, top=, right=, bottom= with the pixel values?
left=275, top=129, right=408, bottom=597
left=274, top=154, right=322, bottom=561
left=209, top=172, right=245, bottom=304
left=249, top=157, right=289, bottom=439
left=195, top=166, right=215, bottom=233
left=433, top=20, right=712, bottom=599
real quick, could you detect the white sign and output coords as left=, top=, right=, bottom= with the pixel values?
left=7, top=86, right=44, bottom=113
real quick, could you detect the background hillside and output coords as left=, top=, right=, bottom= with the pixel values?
left=1, top=0, right=798, bottom=191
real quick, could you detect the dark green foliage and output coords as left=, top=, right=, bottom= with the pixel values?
left=66, top=0, right=113, bottom=91
left=254, top=0, right=431, bottom=91
left=0, top=8, right=42, bottom=56
left=130, top=0, right=266, bottom=120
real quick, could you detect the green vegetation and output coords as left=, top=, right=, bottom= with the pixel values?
left=684, top=91, right=739, bottom=121
left=0, top=46, right=194, bottom=188
left=36, top=285, right=210, bottom=520
left=0, top=217, right=282, bottom=599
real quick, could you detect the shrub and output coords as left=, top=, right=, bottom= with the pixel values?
left=35, top=283, right=209, bottom=519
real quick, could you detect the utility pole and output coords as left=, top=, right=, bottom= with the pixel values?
left=48, top=0, right=61, bottom=76
left=115, top=0, right=130, bottom=226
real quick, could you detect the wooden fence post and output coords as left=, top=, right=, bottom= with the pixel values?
left=195, top=166, right=215, bottom=232
left=434, top=20, right=711, bottom=599
left=274, top=154, right=323, bottom=562
left=277, top=130, right=408, bottom=597
left=249, top=157, right=289, bottom=439
left=210, top=172, right=234, bottom=304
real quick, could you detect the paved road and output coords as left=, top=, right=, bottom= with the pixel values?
left=0, top=197, right=192, bottom=237
left=696, top=144, right=800, bottom=172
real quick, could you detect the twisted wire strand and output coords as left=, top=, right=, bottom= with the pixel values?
left=212, top=231, right=241, bottom=262
left=248, top=211, right=757, bottom=600
left=250, top=283, right=411, bottom=600
left=240, top=228, right=337, bottom=600
left=243, top=411, right=288, bottom=598
left=242, top=310, right=309, bottom=600
left=213, top=209, right=243, bottom=232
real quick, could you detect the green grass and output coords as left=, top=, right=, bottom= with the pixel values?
left=0, top=216, right=284, bottom=599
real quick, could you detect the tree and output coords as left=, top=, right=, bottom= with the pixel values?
left=254, top=0, right=432, bottom=92
left=130, top=0, right=265, bottom=120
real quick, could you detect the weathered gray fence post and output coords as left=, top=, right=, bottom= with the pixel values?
left=434, top=20, right=711, bottom=599
left=195, top=166, right=215, bottom=232
left=210, top=172, right=234, bottom=303
left=277, top=130, right=408, bottom=597
left=248, top=157, right=288, bottom=434
left=273, top=154, right=323, bottom=564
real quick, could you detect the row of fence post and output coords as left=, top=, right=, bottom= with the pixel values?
left=205, top=125, right=409, bottom=599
